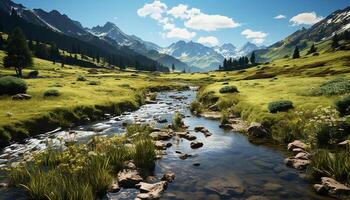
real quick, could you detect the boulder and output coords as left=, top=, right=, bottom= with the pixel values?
left=204, top=179, right=245, bottom=197
left=284, top=158, right=310, bottom=170
left=294, top=152, right=310, bottom=160
left=246, top=196, right=270, bottom=200
left=150, top=131, right=173, bottom=141
left=117, top=170, right=143, bottom=188
left=338, top=140, right=350, bottom=148
left=12, top=93, right=32, bottom=100
left=179, top=153, right=192, bottom=160
left=287, top=140, right=307, bottom=151
left=194, top=127, right=212, bottom=137
left=190, top=141, right=204, bottom=149
left=136, top=181, right=168, bottom=200
left=124, top=161, right=137, bottom=170
left=194, top=126, right=205, bottom=132
left=176, top=132, right=196, bottom=141
left=161, top=172, right=175, bottom=183
left=154, top=141, right=166, bottom=150
left=200, top=112, right=222, bottom=119
left=108, top=181, right=120, bottom=193
left=247, top=123, right=269, bottom=138
left=314, top=177, right=350, bottom=196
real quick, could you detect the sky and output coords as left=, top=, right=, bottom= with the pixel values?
left=13, top=0, right=350, bottom=48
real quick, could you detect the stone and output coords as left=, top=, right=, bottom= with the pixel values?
left=157, top=118, right=168, bottom=123
left=117, top=169, right=143, bottom=188
left=0, top=182, right=8, bottom=188
left=294, top=152, right=310, bottom=160
left=12, top=93, right=32, bottom=100
left=154, top=141, right=166, bottom=150
left=194, top=127, right=212, bottom=137
left=176, top=132, right=196, bottom=141
left=124, top=161, right=137, bottom=170
left=136, top=181, right=168, bottom=200
left=338, top=140, right=350, bottom=147
left=150, top=131, right=172, bottom=140
left=194, top=126, right=205, bottom=132
left=284, top=158, right=310, bottom=170
left=161, top=172, right=175, bottom=183
left=108, top=181, right=120, bottom=193
left=175, top=151, right=182, bottom=154
left=179, top=154, right=192, bottom=160
left=200, top=112, right=222, bottom=119
left=246, top=196, right=270, bottom=200
left=263, top=182, right=282, bottom=191
left=292, top=148, right=306, bottom=154
left=204, top=179, right=245, bottom=197
left=287, top=140, right=307, bottom=151
left=316, top=177, right=350, bottom=196
left=190, top=141, right=203, bottom=149
left=209, top=104, right=219, bottom=111
left=247, top=123, right=269, bottom=138
left=193, top=162, right=200, bottom=167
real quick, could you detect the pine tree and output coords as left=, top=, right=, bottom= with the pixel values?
left=250, top=51, right=256, bottom=65
left=3, top=27, right=33, bottom=77
left=331, top=34, right=340, bottom=49
left=172, top=64, right=175, bottom=72
left=292, top=46, right=300, bottom=59
left=307, top=44, right=317, bottom=55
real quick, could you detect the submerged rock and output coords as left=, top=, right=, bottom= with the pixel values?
left=136, top=181, right=168, bottom=200
left=150, top=131, right=173, bottom=141
left=179, top=153, right=192, bottom=160
left=176, top=132, right=196, bottom=141
left=117, top=169, right=143, bottom=188
left=190, top=141, right=203, bottom=149
left=204, top=179, right=245, bottom=197
left=161, top=172, right=175, bottom=183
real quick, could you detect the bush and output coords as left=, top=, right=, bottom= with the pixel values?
left=268, top=100, right=294, bottom=113
left=87, top=81, right=100, bottom=86
left=219, top=86, right=238, bottom=94
left=44, top=89, right=60, bottom=97
left=172, top=112, right=184, bottom=130
left=0, top=76, right=27, bottom=95
left=335, top=95, right=350, bottom=115
left=310, top=78, right=350, bottom=96
left=190, top=101, right=202, bottom=116
left=28, top=70, right=39, bottom=78
left=77, top=75, right=87, bottom=81
left=198, top=91, right=219, bottom=106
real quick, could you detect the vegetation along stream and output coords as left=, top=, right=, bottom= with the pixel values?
left=0, top=89, right=334, bottom=200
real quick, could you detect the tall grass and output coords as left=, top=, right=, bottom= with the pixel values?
left=132, top=137, right=156, bottom=170
left=307, top=149, right=350, bottom=185
left=172, top=112, right=184, bottom=131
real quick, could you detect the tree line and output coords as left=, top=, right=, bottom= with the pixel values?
left=218, top=52, right=256, bottom=71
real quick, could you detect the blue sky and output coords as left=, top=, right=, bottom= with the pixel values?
left=13, top=0, right=349, bottom=48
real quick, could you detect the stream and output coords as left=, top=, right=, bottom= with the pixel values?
left=0, top=89, right=333, bottom=200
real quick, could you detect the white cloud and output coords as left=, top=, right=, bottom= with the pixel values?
left=167, top=4, right=188, bottom=19
left=163, top=23, right=175, bottom=30
left=197, top=36, right=219, bottom=46
left=290, top=12, right=323, bottom=25
left=165, top=27, right=196, bottom=40
left=274, top=14, right=286, bottom=19
left=137, top=0, right=167, bottom=21
left=241, top=29, right=267, bottom=44
left=185, top=13, right=240, bottom=31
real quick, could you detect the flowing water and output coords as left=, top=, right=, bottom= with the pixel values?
left=0, top=90, right=332, bottom=200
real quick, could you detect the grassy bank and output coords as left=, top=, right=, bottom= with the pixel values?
left=0, top=50, right=188, bottom=147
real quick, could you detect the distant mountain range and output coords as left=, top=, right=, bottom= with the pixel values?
left=0, top=0, right=348, bottom=71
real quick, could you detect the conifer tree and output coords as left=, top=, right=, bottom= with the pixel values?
left=307, top=43, right=317, bottom=55
left=172, top=64, right=175, bottom=72
left=292, top=46, right=300, bottom=59
left=331, top=34, right=340, bottom=49
left=250, top=51, right=256, bottom=65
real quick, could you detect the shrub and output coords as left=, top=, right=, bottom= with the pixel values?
left=219, top=86, right=238, bottom=94
left=0, top=76, right=27, bottom=95
left=172, top=112, right=184, bottom=130
left=310, top=78, right=350, bottom=96
left=220, top=111, right=230, bottom=125
left=190, top=101, right=202, bottom=116
left=335, top=95, right=350, bottom=115
left=77, top=75, right=87, bottom=81
left=87, top=81, right=100, bottom=86
left=132, top=136, right=156, bottom=170
left=28, top=70, right=39, bottom=78
left=44, top=89, right=60, bottom=97
left=198, top=91, right=219, bottom=106
left=268, top=100, right=294, bottom=113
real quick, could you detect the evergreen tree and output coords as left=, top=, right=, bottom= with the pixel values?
left=171, top=64, right=175, bottom=72
left=3, top=27, right=33, bottom=77
left=307, top=43, right=317, bottom=55
left=0, top=34, right=4, bottom=49
left=292, top=46, right=300, bottom=59
left=250, top=51, right=256, bottom=65
left=331, top=34, right=340, bottom=49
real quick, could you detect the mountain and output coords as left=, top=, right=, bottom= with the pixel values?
left=89, top=22, right=188, bottom=70
left=214, top=43, right=237, bottom=59
left=0, top=0, right=169, bottom=72
left=162, top=41, right=224, bottom=71
left=257, top=6, right=350, bottom=61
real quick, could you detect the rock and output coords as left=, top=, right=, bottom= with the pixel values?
left=176, top=132, right=196, bottom=141
left=155, top=141, right=166, bottom=150
left=284, top=158, right=310, bottom=170
left=179, top=154, right=192, bottom=160
left=150, top=131, right=172, bottom=141
left=315, top=177, right=350, bottom=196
left=193, top=162, right=200, bottom=167
left=263, top=182, right=282, bottom=191
left=136, top=181, right=168, bottom=200
left=194, top=126, right=205, bottom=132
left=175, top=151, right=182, bottom=154
left=219, top=124, right=233, bottom=130
left=287, top=140, right=307, bottom=151
left=205, top=179, right=245, bottom=197
left=194, top=127, right=212, bottom=137
left=12, top=93, right=32, bottom=100
left=165, top=143, right=172, bottom=148
left=145, top=100, right=157, bottom=104
left=0, top=182, right=8, bottom=188
left=247, top=123, right=269, bottom=138
left=157, top=118, right=168, bottom=123
left=246, top=195, right=270, bottom=200
left=108, top=181, right=120, bottom=193
left=209, top=104, right=219, bottom=112
left=190, top=141, right=203, bottom=149
left=200, top=112, right=222, bottom=119
left=161, top=172, right=175, bottom=183
left=292, top=148, right=306, bottom=154
left=294, top=152, right=310, bottom=160
left=124, top=161, right=137, bottom=170
left=338, top=140, right=350, bottom=147
left=117, top=170, right=143, bottom=188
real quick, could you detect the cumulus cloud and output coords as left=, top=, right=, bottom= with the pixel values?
left=167, top=4, right=188, bottom=19
left=185, top=13, right=240, bottom=31
left=165, top=27, right=196, bottom=40
left=290, top=12, right=323, bottom=25
left=197, top=36, right=219, bottom=46
left=137, top=0, right=167, bottom=21
left=241, top=29, right=267, bottom=44
left=274, top=14, right=286, bottom=19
